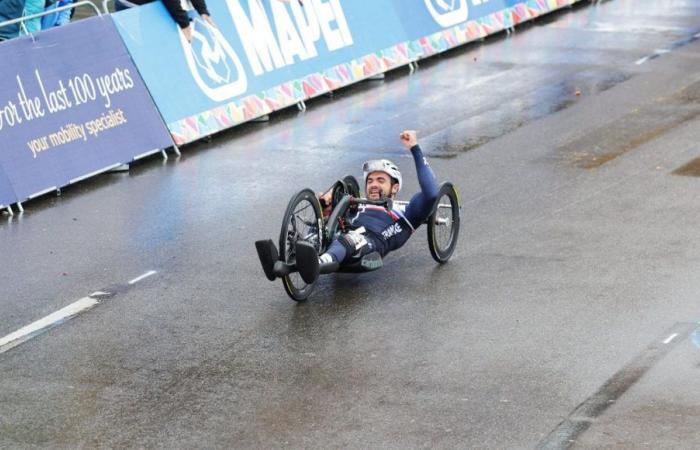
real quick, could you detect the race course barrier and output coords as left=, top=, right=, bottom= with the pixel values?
left=0, top=15, right=173, bottom=210
left=113, top=0, right=584, bottom=146
left=0, top=166, right=14, bottom=211
left=1, top=0, right=583, bottom=211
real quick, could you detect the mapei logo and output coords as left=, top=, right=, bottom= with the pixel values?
left=424, top=0, right=469, bottom=28
left=179, top=18, right=248, bottom=102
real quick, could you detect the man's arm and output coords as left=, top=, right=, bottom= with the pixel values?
left=400, top=131, right=439, bottom=229
left=161, top=0, right=190, bottom=29
left=189, top=0, right=210, bottom=16
left=162, top=0, right=215, bottom=43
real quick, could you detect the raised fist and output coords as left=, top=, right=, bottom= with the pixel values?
left=400, top=130, right=417, bottom=149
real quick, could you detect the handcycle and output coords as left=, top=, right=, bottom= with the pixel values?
left=255, top=175, right=461, bottom=301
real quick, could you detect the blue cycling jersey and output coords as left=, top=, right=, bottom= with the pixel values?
left=327, top=144, right=439, bottom=263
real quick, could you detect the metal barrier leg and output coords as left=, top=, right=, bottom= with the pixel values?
left=173, top=145, right=182, bottom=157
left=5, top=205, right=13, bottom=216
left=297, top=100, right=307, bottom=112
left=109, top=164, right=130, bottom=172
left=160, top=149, right=168, bottom=160
left=16, top=202, right=24, bottom=213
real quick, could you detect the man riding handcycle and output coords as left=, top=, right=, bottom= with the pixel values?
left=255, top=130, right=460, bottom=301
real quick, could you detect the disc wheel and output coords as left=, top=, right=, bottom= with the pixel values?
left=279, top=189, right=323, bottom=301
left=427, top=182, right=460, bottom=263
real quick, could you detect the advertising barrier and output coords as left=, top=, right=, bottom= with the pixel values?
left=113, top=0, right=411, bottom=145
left=0, top=165, right=15, bottom=208
left=0, top=0, right=585, bottom=210
left=403, top=0, right=581, bottom=59
left=113, top=0, right=582, bottom=146
left=0, top=16, right=172, bottom=204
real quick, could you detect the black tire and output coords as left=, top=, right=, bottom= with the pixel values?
left=427, top=182, right=460, bottom=263
left=342, top=175, right=361, bottom=198
left=279, top=189, right=323, bottom=301
left=331, top=179, right=348, bottom=210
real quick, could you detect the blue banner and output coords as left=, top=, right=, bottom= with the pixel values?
left=0, top=16, right=172, bottom=202
left=112, top=0, right=407, bottom=126
left=394, top=0, right=522, bottom=41
left=112, top=0, right=577, bottom=144
left=0, top=164, right=15, bottom=207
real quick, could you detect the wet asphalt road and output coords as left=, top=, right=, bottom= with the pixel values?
left=3, top=0, right=700, bottom=448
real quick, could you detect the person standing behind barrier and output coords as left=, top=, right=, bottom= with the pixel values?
left=0, top=0, right=71, bottom=41
left=0, top=0, right=21, bottom=41
left=41, top=0, right=73, bottom=29
left=114, top=0, right=214, bottom=43
left=0, top=0, right=49, bottom=40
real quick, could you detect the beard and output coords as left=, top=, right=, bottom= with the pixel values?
left=367, top=186, right=392, bottom=200
left=367, top=189, right=382, bottom=200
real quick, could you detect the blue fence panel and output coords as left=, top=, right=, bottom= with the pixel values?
left=112, top=0, right=408, bottom=128
left=394, top=0, right=523, bottom=41
left=0, top=164, right=16, bottom=207
left=0, top=16, right=172, bottom=202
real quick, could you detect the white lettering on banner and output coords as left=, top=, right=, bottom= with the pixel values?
left=226, top=0, right=353, bottom=77
left=179, top=18, right=248, bottom=102
left=36, top=70, right=73, bottom=114
left=0, top=102, right=22, bottom=130
left=16, top=76, right=44, bottom=121
left=290, top=0, right=320, bottom=59
left=424, top=0, right=469, bottom=28
left=313, top=0, right=352, bottom=51
left=227, top=0, right=285, bottom=76
left=271, top=0, right=308, bottom=65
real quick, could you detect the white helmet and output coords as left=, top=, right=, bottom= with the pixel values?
left=363, top=159, right=402, bottom=193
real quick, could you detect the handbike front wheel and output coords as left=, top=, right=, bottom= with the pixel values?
left=279, top=188, right=323, bottom=301
left=427, top=182, right=460, bottom=263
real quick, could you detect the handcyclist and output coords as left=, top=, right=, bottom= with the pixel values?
left=291, top=130, right=440, bottom=283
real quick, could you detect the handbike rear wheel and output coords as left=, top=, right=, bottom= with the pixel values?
left=279, top=189, right=323, bottom=301
left=427, top=182, right=460, bottom=263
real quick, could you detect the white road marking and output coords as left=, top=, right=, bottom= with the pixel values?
left=128, top=270, right=157, bottom=285
left=0, top=296, right=99, bottom=354
left=663, top=333, right=678, bottom=344
left=1, top=271, right=159, bottom=355
left=635, top=56, right=650, bottom=65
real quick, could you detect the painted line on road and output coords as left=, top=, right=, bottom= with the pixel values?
left=0, top=295, right=99, bottom=355
left=128, top=270, right=157, bottom=285
left=635, top=29, right=700, bottom=65
left=0, top=270, right=158, bottom=356
left=537, top=322, right=698, bottom=450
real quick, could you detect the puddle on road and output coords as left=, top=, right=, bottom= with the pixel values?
left=672, top=157, right=700, bottom=177
left=560, top=81, right=700, bottom=169
left=429, top=137, right=491, bottom=159
left=428, top=68, right=631, bottom=159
